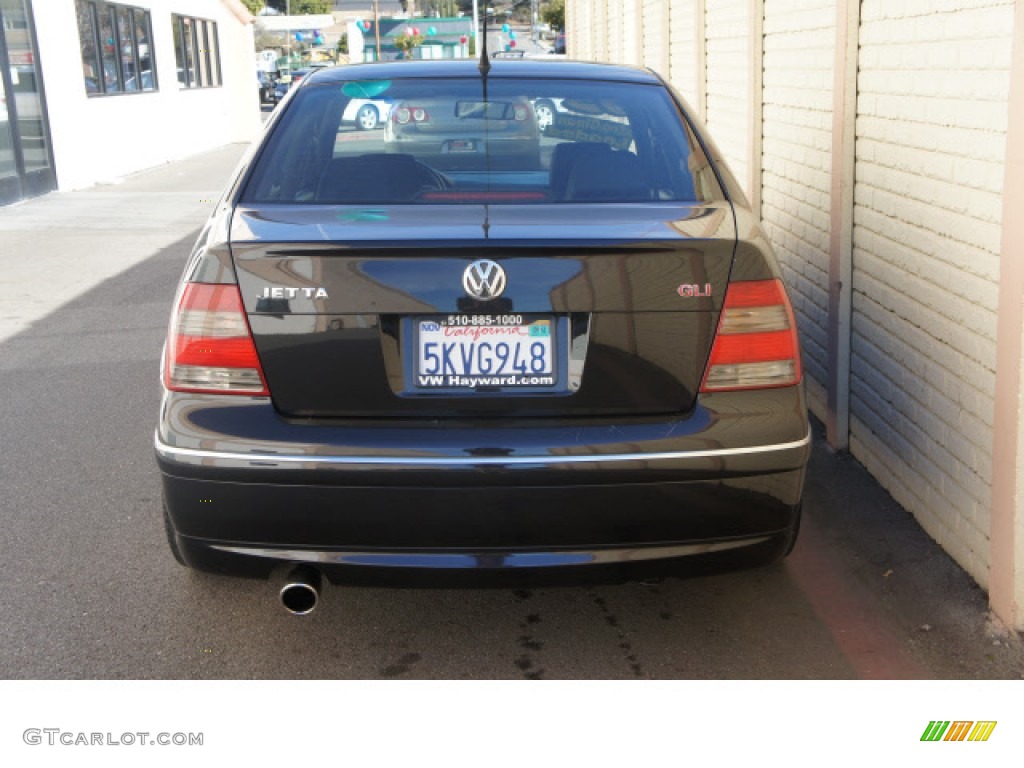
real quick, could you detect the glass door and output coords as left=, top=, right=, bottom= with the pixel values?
left=0, top=0, right=55, bottom=205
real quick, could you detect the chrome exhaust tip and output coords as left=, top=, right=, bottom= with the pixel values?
left=279, top=565, right=321, bottom=616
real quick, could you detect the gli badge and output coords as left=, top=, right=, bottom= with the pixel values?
left=677, top=283, right=712, bottom=298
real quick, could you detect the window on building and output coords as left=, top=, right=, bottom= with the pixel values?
left=133, top=9, right=155, bottom=88
left=173, top=14, right=221, bottom=89
left=75, top=1, right=156, bottom=96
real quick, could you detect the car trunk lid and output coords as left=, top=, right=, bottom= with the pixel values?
left=230, top=202, right=735, bottom=419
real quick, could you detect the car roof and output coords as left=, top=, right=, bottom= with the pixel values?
left=303, top=59, right=661, bottom=85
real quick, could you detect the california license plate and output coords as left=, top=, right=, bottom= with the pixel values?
left=415, top=315, right=556, bottom=389
left=445, top=139, right=477, bottom=153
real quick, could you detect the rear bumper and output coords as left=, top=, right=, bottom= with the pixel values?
left=156, top=386, right=809, bottom=574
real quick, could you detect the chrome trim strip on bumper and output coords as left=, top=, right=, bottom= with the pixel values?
left=210, top=537, right=774, bottom=568
left=154, top=429, right=811, bottom=468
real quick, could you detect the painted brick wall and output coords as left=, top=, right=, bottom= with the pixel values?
left=760, top=1, right=836, bottom=420
left=566, top=0, right=586, bottom=60
left=571, top=0, right=698, bottom=105
left=607, top=0, right=624, bottom=63
left=619, top=0, right=642, bottom=65
left=563, top=0, right=1019, bottom=595
left=642, top=0, right=671, bottom=78
left=704, top=0, right=751, bottom=197
left=668, top=0, right=701, bottom=108
left=852, top=0, right=1014, bottom=587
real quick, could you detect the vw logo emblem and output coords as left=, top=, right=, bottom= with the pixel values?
left=462, top=259, right=506, bottom=300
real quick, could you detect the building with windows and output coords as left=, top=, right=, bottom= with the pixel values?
left=0, top=0, right=260, bottom=205
left=349, top=16, right=474, bottom=61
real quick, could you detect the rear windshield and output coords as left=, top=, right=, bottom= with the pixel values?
left=242, top=76, right=722, bottom=205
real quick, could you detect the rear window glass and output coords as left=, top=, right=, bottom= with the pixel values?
left=242, top=76, right=722, bottom=205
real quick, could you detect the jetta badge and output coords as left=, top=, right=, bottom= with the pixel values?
left=463, top=259, right=506, bottom=300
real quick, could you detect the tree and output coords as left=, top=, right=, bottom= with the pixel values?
left=296, top=0, right=331, bottom=12
left=394, top=30, right=426, bottom=58
left=240, top=0, right=265, bottom=15
left=425, top=1, right=460, bottom=16
left=541, top=0, right=564, bottom=31
left=254, top=28, right=281, bottom=52
left=511, top=0, right=531, bottom=23
left=267, top=0, right=331, bottom=13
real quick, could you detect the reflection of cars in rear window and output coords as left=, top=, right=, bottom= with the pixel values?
left=342, top=98, right=390, bottom=130
left=244, top=67, right=713, bottom=205
left=384, top=95, right=540, bottom=170
left=531, top=97, right=565, bottom=131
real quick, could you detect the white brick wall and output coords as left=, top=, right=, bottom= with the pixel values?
left=593, top=0, right=609, bottom=61
left=704, top=0, right=751, bottom=197
left=563, top=0, right=1021, bottom=600
left=852, top=0, right=1014, bottom=587
left=668, top=0, right=701, bottom=107
left=611, top=0, right=642, bottom=65
left=761, top=0, right=835, bottom=420
left=566, top=0, right=586, bottom=60
left=642, top=0, right=671, bottom=78
left=606, top=0, right=624, bottom=63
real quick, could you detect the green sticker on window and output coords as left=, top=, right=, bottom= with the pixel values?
left=336, top=209, right=390, bottom=222
left=342, top=80, right=392, bottom=99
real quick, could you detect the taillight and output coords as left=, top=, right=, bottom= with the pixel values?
left=394, top=106, right=429, bottom=124
left=700, top=279, right=802, bottom=392
left=164, top=283, right=269, bottom=396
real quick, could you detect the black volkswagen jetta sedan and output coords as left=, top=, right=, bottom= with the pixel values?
left=156, top=60, right=810, bottom=612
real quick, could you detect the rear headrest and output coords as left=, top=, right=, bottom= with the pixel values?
left=317, top=154, right=426, bottom=203
left=564, top=150, right=651, bottom=202
left=548, top=142, right=613, bottom=201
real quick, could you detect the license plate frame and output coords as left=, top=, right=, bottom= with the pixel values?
left=410, top=314, right=559, bottom=391
left=445, top=139, right=478, bottom=154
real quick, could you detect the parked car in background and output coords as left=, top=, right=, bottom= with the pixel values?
left=342, top=98, right=391, bottom=130
left=271, top=79, right=289, bottom=103
left=257, top=71, right=275, bottom=103
left=530, top=97, right=564, bottom=131
left=269, top=64, right=329, bottom=103
left=384, top=93, right=541, bottom=170
left=156, top=60, right=809, bottom=615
